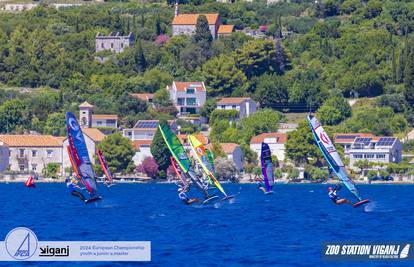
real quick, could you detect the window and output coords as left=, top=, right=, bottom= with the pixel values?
left=177, top=98, right=185, bottom=105
left=121, top=43, right=124, bottom=48
left=32, top=164, right=37, bottom=171
left=186, top=88, right=195, bottom=94
left=101, top=43, right=104, bottom=48
left=47, top=150, right=53, bottom=158
left=353, top=154, right=363, bottom=159
left=111, top=43, right=114, bottom=49
left=364, top=154, right=374, bottom=159
left=19, top=149, right=25, bottom=158
left=19, top=165, right=25, bottom=171
left=97, top=121, right=103, bottom=126
left=232, top=105, right=237, bottom=109
left=32, top=150, right=37, bottom=157
left=186, top=98, right=196, bottom=106
left=221, top=105, right=225, bottom=109
left=376, top=154, right=386, bottom=159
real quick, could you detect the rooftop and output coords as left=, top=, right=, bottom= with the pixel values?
left=92, top=114, right=118, bottom=120
left=0, top=135, right=64, bottom=147
left=133, top=120, right=174, bottom=130
left=217, top=97, right=251, bottom=105
left=79, top=101, right=94, bottom=108
left=218, top=25, right=234, bottom=34
left=82, top=128, right=106, bottom=142
left=250, top=132, right=287, bottom=144
left=170, top=82, right=206, bottom=92
left=172, top=14, right=219, bottom=25
left=133, top=140, right=152, bottom=150
left=333, top=133, right=376, bottom=143
left=220, top=143, right=240, bottom=154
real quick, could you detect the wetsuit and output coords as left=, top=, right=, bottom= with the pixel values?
left=67, top=181, right=86, bottom=201
left=328, top=190, right=340, bottom=203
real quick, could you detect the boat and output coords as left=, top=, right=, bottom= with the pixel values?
left=158, top=123, right=211, bottom=200
left=260, top=142, right=274, bottom=194
left=307, top=115, right=369, bottom=208
left=24, top=175, right=35, bottom=188
left=97, top=149, right=114, bottom=187
left=66, top=112, right=101, bottom=202
left=187, top=134, right=231, bottom=199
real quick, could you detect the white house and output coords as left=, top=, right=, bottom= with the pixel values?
left=216, top=97, right=257, bottom=119
left=250, top=132, right=287, bottom=162
left=0, top=135, right=64, bottom=174
left=167, top=82, right=206, bottom=115
left=347, top=136, right=402, bottom=168
left=0, top=141, right=9, bottom=172
left=333, top=133, right=375, bottom=150
left=79, top=101, right=118, bottom=129
left=62, top=128, right=106, bottom=175
left=132, top=140, right=153, bottom=166
left=220, top=143, right=244, bottom=171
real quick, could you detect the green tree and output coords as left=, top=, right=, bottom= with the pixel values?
left=200, top=98, right=217, bottom=120
left=317, top=105, right=343, bottom=126
left=44, top=112, right=66, bottom=136
left=97, top=133, right=135, bottom=174
left=404, top=44, right=414, bottom=103
left=117, top=92, right=148, bottom=117
left=134, top=39, right=147, bottom=73
left=0, top=99, right=32, bottom=133
left=193, top=15, right=213, bottom=53
left=239, top=109, right=283, bottom=143
left=201, top=54, right=247, bottom=96
left=254, top=74, right=288, bottom=108
left=150, top=121, right=172, bottom=177
left=43, top=163, right=60, bottom=179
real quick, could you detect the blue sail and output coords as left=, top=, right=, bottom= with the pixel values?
left=260, top=142, right=274, bottom=192
left=66, top=112, right=98, bottom=194
left=307, top=115, right=361, bottom=201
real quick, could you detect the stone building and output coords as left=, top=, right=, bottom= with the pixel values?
left=95, top=32, right=134, bottom=53
left=79, top=102, right=118, bottom=129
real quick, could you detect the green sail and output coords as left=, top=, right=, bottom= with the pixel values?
left=158, top=123, right=192, bottom=173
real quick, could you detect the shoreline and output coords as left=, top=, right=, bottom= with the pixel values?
left=1, top=179, right=414, bottom=185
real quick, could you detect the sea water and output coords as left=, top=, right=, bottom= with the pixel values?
left=0, top=183, right=413, bottom=267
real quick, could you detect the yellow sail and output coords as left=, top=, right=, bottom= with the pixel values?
left=188, top=135, right=227, bottom=196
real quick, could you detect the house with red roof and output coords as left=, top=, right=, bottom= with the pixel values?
left=250, top=132, right=287, bottom=162
left=216, top=97, right=257, bottom=119
left=171, top=3, right=233, bottom=39
left=167, top=81, right=206, bottom=116
left=79, top=101, right=118, bottom=130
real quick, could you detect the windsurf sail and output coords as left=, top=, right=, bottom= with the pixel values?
left=307, top=115, right=362, bottom=201
left=158, top=123, right=208, bottom=196
left=97, top=149, right=113, bottom=186
left=188, top=135, right=227, bottom=197
left=170, top=157, right=188, bottom=188
left=66, top=112, right=98, bottom=195
left=205, top=148, right=217, bottom=177
left=260, top=142, right=274, bottom=192
left=24, top=176, right=35, bottom=187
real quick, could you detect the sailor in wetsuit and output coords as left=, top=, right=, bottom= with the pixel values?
left=328, top=184, right=352, bottom=205
left=256, top=178, right=266, bottom=193
left=66, top=176, right=86, bottom=202
left=177, top=184, right=199, bottom=205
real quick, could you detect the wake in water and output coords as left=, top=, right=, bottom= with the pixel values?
left=364, top=201, right=376, bottom=212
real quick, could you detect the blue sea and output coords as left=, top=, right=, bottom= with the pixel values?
left=0, top=183, right=413, bottom=267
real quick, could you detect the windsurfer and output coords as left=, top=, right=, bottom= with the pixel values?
left=177, top=184, right=199, bottom=205
left=256, top=179, right=266, bottom=193
left=328, top=184, right=352, bottom=205
left=66, top=177, right=86, bottom=202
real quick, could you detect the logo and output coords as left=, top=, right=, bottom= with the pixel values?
left=68, top=117, right=80, bottom=131
left=400, top=244, right=410, bottom=259
left=5, top=227, right=38, bottom=260
left=320, top=132, right=331, bottom=145
left=39, top=245, right=70, bottom=257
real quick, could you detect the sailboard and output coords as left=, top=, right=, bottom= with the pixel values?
left=188, top=135, right=234, bottom=200
left=158, top=123, right=210, bottom=199
left=260, top=142, right=274, bottom=194
left=24, top=176, right=35, bottom=188
left=97, top=149, right=114, bottom=187
left=307, top=115, right=369, bottom=207
left=66, top=112, right=100, bottom=200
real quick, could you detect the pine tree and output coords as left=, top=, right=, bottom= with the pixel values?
left=134, top=39, right=147, bottom=73
left=404, top=41, right=414, bottom=103
left=396, top=47, right=405, bottom=83
left=193, top=15, right=212, bottom=52
left=150, top=121, right=172, bottom=177
left=155, top=15, right=162, bottom=35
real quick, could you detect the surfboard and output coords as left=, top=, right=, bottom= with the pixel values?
left=264, top=191, right=274, bottom=195
left=221, top=195, right=236, bottom=201
left=353, top=199, right=370, bottom=208
left=202, top=195, right=219, bottom=205
left=85, top=196, right=102, bottom=204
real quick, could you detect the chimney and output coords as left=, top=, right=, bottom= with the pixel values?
left=175, top=0, right=179, bottom=17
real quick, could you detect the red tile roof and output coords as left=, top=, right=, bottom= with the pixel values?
left=0, top=135, right=64, bottom=147
left=172, top=14, right=219, bottom=25
left=250, top=133, right=287, bottom=144
left=82, top=128, right=106, bottom=142
left=92, top=114, right=118, bottom=120
left=170, top=81, right=206, bottom=92
left=79, top=101, right=94, bottom=108
left=220, top=143, right=239, bottom=154
left=217, top=97, right=251, bottom=105
left=333, top=133, right=376, bottom=143
left=133, top=140, right=152, bottom=150
left=218, top=25, right=234, bottom=34
left=130, top=93, right=154, bottom=101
